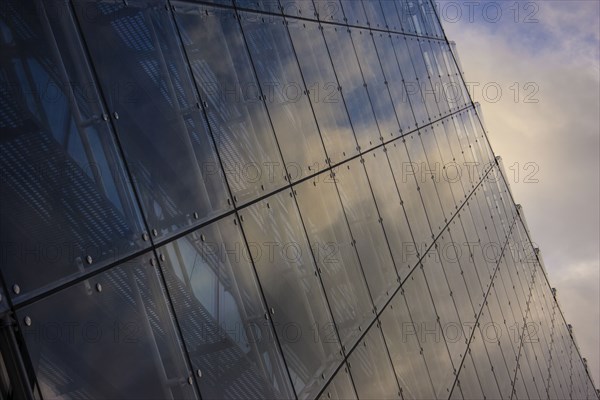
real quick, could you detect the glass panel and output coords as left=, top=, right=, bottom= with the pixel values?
left=403, top=131, right=446, bottom=235
left=421, top=248, right=468, bottom=368
left=173, top=4, right=286, bottom=206
left=1, top=0, right=147, bottom=302
left=318, top=363, right=357, bottom=400
left=442, top=219, right=481, bottom=326
left=420, top=40, right=450, bottom=117
left=380, top=0, right=403, bottom=32
left=340, top=0, right=367, bottom=26
left=75, top=0, right=232, bottom=240
left=348, top=324, right=400, bottom=399
left=390, top=34, right=429, bottom=126
left=403, top=268, right=455, bottom=396
left=372, top=32, right=417, bottom=134
left=469, top=325, right=503, bottom=399
left=386, top=141, right=432, bottom=251
left=380, top=292, right=436, bottom=399
left=19, top=253, right=196, bottom=399
left=287, top=20, right=358, bottom=165
left=241, top=12, right=327, bottom=181
left=295, top=172, right=373, bottom=348
left=352, top=28, right=401, bottom=141
left=363, top=148, right=418, bottom=276
left=456, top=354, right=484, bottom=400
left=348, top=324, right=400, bottom=400
left=419, top=125, right=457, bottom=221
left=234, top=0, right=281, bottom=13
left=280, top=0, right=317, bottom=18
left=405, top=36, right=441, bottom=120
left=322, top=25, right=380, bottom=151
left=157, top=217, right=294, bottom=399
left=240, top=190, right=342, bottom=398
left=334, top=157, right=397, bottom=310
left=315, top=0, right=345, bottom=23
left=362, top=0, right=387, bottom=29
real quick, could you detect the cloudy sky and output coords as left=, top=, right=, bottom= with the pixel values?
left=438, top=0, right=600, bottom=384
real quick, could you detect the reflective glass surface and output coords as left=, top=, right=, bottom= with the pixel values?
left=19, top=253, right=196, bottom=399
left=240, top=190, right=342, bottom=398
left=74, top=0, right=231, bottom=241
left=173, top=4, right=286, bottom=205
left=3, top=1, right=597, bottom=398
left=1, top=0, right=147, bottom=302
left=158, top=217, right=294, bottom=399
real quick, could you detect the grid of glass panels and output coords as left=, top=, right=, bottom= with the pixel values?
left=1, top=0, right=597, bottom=399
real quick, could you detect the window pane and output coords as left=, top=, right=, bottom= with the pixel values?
left=0, top=0, right=147, bottom=302
left=352, top=28, right=401, bottom=141
left=241, top=12, right=327, bottom=181
left=318, top=362, right=357, bottom=400
left=295, top=172, right=374, bottom=348
left=288, top=20, right=358, bottom=165
left=74, top=0, right=231, bottom=240
left=340, top=0, right=367, bottom=26
left=240, top=190, right=342, bottom=398
left=335, top=157, right=398, bottom=310
left=174, top=4, right=286, bottom=206
left=19, top=253, right=196, bottom=399
left=380, top=292, right=436, bottom=399
left=348, top=324, right=400, bottom=399
left=323, top=25, right=380, bottom=152
left=363, top=147, right=418, bottom=276
left=157, top=217, right=294, bottom=399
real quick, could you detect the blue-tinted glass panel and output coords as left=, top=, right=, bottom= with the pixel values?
left=19, top=253, right=196, bottom=399
left=0, top=0, right=147, bottom=302
left=372, top=32, right=417, bottom=133
left=334, top=158, right=397, bottom=310
left=352, top=28, right=401, bottom=140
left=234, top=0, right=281, bottom=13
left=362, top=0, right=387, bottom=29
left=295, top=173, right=373, bottom=348
left=174, top=4, right=287, bottom=206
left=348, top=324, right=400, bottom=399
left=241, top=12, right=327, bottom=181
left=280, top=0, right=317, bottom=17
left=322, top=25, right=380, bottom=152
left=158, top=217, right=294, bottom=399
left=390, top=34, right=429, bottom=127
left=340, top=0, right=367, bottom=26
left=74, top=0, right=231, bottom=240
left=240, top=191, right=342, bottom=399
left=288, top=20, right=358, bottom=165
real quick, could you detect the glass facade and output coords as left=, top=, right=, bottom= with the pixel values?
left=0, top=0, right=597, bottom=399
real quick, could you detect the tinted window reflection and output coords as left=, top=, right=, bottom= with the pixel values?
left=19, top=253, right=196, bottom=399
left=174, top=4, right=286, bottom=206
left=158, top=217, right=294, bottom=399
left=0, top=0, right=146, bottom=302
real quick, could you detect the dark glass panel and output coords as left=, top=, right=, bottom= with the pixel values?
left=0, top=0, right=147, bottom=302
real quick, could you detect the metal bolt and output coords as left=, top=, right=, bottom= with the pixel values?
left=86, top=255, right=93, bottom=264
left=160, top=254, right=165, bottom=262
left=200, top=234, right=206, bottom=242
left=95, top=283, right=102, bottom=292
left=142, top=233, right=149, bottom=241
left=150, top=258, right=156, bottom=266
left=12, top=284, right=20, bottom=295
left=187, top=376, right=193, bottom=385
left=193, top=212, right=199, bottom=220
left=24, top=316, right=32, bottom=326
left=101, top=113, right=108, bottom=121
left=197, top=369, right=202, bottom=378
left=270, top=307, right=275, bottom=315
left=152, top=229, right=158, bottom=237
left=113, top=112, right=119, bottom=120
